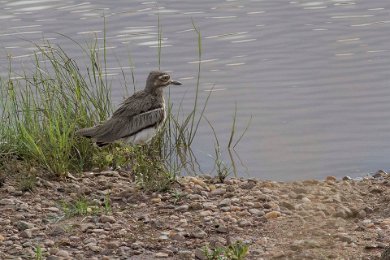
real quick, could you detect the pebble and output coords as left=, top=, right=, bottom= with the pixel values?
left=151, top=198, right=162, bottom=203
left=210, top=189, right=226, bottom=196
left=218, top=198, right=231, bottom=207
left=0, top=198, right=16, bottom=205
left=249, top=208, right=265, bottom=216
left=0, top=234, right=4, bottom=242
left=16, top=221, right=34, bottom=231
left=155, top=252, right=169, bottom=258
left=56, top=250, right=70, bottom=258
left=20, top=229, right=32, bottom=238
left=99, top=215, right=116, bottom=223
left=50, top=226, right=65, bottom=236
left=265, top=211, right=281, bottom=219
left=200, top=210, right=213, bottom=217
left=175, top=204, right=189, bottom=212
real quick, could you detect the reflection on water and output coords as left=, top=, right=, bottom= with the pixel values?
left=1, top=0, right=390, bottom=180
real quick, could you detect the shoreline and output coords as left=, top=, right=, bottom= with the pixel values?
left=0, top=171, right=389, bottom=259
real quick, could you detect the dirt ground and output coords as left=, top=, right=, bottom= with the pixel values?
left=0, top=170, right=389, bottom=259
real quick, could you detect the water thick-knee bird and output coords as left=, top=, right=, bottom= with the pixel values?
left=76, top=71, right=182, bottom=146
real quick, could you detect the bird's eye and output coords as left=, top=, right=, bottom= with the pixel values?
left=160, top=74, right=170, bottom=81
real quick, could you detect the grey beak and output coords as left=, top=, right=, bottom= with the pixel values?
left=170, top=80, right=182, bottom=86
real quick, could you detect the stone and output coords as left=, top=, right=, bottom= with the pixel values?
left=46, top=207, right=59, bottom=212
left=191, top=229, right=207, bottom=239
left=210, top=189, right=226, bottom=196
left=238, top=220, right=251, bottom=227
left=326, top=176, right=337, bottom=182
left=99, top=215, right=116, bottom=223
left=200, top=210, right=213, bottom=217
left=155, top=252, right=169, bottom=258
left=249, top=208, right=265, bottom=216
left=0, top=198, right=16, bottom=205
left=265, top=211, right=281, bottom=219
left=16, top=221, right=34, bottom=231
left=151, top=197, right=162, bottom=203
left=189, top=202, right=203, bottom=210
left=50, top=226, right=65, bottom=236
left=0, top=234, right=4, bottom=242
left=175, top=204, right=189, bottom=212
left=195, top=248, right=207, bottom=260
left=177, top=250, right=193, bottom=260
left=218, top=198, right=231, bottom=207
left=56, top=250, right=70, bottom=258
left=20, top=229, right=32, bottom=238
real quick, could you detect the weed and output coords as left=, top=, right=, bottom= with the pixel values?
left=34, top=245, right=43, bottom=260
left=18, top=174, right=37, bottom=192
left=103, top=193, right=112, bottom=214
left=202, top=240, right=249, bottom=260
left=61, top=197, right=99, bottom=217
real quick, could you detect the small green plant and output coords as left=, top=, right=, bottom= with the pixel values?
left=61, top=197, right=98, bottom=217
left=34, top=245, right=43, bottom=260
left=17, top=173, right=37, bottom=192
left=103, top=193, right=112, bottom=214
left=132, top=145, right=174, bottom=192
left=202, top=241, right=249, bottom=260
left=171, top=190, right=186, bottom=205
left=225, top=241, right=249, bottom=260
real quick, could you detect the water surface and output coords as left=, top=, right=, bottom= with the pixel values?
left=1, top=0, right=390, bottom=180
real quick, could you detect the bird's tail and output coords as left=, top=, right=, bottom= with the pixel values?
left=75, top=126, right=98, bottom=138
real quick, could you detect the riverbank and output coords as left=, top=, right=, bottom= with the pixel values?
left=0, top=171, right=389, bottom=259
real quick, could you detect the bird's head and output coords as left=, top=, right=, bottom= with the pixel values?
left=145, top=71, right=182, bottom=92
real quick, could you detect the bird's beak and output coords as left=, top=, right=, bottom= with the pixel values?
left=169, top=80, right=182, bottom=86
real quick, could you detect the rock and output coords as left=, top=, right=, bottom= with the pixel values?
left=210, top=189, right=226, bottom=196
left=200, top=210, right=213, bottom=217
left=151, top=198, right=162, bottom=203
left=280, top=201, right=296, bottom=210
left=171, top=233, right=186, bottom=241
left=99, top=215, right=116, bottom=223
left=216, top=224, right=229, bottom=233
left=16, top=221, right=34, bottom=231
left=326, top=176, right=337, bottom=182
left=177, top=250, right=193, bottom=260
left=240, top=180, right=256, bottom=189
left=155, top=252, right=169, bottom=258
left=265, top=211, right=281, bottom=219
left=191, top=229, right=207, bottom=239
left=56, top=250, right=70, bottom=258
left=218, top=198, right=231, bottom=207
left=249, top=208, right=265, bottom=216
left=0, top=234, right=4, bottom=242
left=0, top=198, right=16, bottom=205
left=337, top=233, right=355, bottom=243
left=195, top=248, right=207, bottom=260
left=20, top=229, right=32, bottom=238
left=189, top=202, right=203, bottom=210
left=238, top=220, right=251, bottom=227
left=106, top=241, right=120, bottom=249
left=50, top=226, right=65, bottom=236
left=175, top=204, right=189, bottom=212
left=46, top=207, right=59, bottom=212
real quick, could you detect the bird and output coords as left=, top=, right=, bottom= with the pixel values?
left=76, top=70, right=182, bottom=146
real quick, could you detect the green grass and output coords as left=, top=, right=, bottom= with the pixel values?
left=34, top=245, right=43, bottom=260
left=203, top=240, right=250, bottom=260
left=0, top=21, right=249, bottom=191
left=61, top=197, right=99, bottom=217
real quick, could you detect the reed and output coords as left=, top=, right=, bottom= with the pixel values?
left=0, top=23, right=249, bottom=191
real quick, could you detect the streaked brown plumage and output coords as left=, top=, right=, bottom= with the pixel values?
left=76, top=71, right=181, bottom=146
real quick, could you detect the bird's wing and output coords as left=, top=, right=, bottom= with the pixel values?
left=112, top=91, right=154, bottom=118
left=92, top=108, right=165, bottom=144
